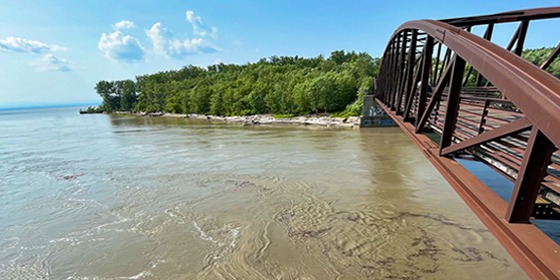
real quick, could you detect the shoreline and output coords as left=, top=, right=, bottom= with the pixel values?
left=120, top=112, right=362, bottom=128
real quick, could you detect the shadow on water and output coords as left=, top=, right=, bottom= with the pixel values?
left=357, top=128, right=423, bottom=209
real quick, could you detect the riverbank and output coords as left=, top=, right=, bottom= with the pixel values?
left=122, top=112, right=362, bottom=128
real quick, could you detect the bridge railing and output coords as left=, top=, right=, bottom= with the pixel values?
left=375, top=7, right=560, bottom=278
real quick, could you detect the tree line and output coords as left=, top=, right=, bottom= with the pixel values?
left=95, top=50, right=379, bottom=116
left=94, top=47, right=559, bottom=116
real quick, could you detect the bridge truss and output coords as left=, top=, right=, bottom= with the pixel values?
left=375, top=7, right=560, bottom=278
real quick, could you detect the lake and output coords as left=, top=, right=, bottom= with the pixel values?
left=0, top=106, right=526, bottom=279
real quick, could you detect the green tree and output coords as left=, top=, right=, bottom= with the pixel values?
left=95, top=80, right=119, bottom=111
left=116, top=80, right=137, bottom=111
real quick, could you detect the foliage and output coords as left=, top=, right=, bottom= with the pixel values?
left=94, top=79, right=137, bottom=112
left=79, top=106, right=103, bottom=114
left=522, top=47, right=560, bottom=78
left=94, top=50, right=379, bottom=116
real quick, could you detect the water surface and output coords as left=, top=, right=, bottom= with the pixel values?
left=0, top=107, right=526, bottom=279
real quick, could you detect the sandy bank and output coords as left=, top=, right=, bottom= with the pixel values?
left=132, top=112, right=361, bottom=128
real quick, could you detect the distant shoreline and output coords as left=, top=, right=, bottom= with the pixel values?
left=1, top=103, right=100, bottom=111
left=117, top=111, right=361, bottom=128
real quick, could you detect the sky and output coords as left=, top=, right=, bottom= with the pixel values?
left=0, top=0, right=558, bottom=107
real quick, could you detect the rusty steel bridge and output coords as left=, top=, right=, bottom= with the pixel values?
left=373, top=7, right=560, bottom=279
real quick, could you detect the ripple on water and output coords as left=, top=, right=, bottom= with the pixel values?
left=111, top=172, right=519, bottom=280
left=0, top=114, right=528, bottom=279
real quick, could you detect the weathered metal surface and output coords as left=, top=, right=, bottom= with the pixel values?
left=440, top=57, right=465, bottom=153
left=415, top=36, right=433, bottom=126
left=507, top=128, right=556, bottom=223
left=402, top=20, right=560, bottom=146
left=415, top=61, right=453, bottom=133
left=441, top=117, right=532, bottom=156
left=375, top=7, right=560, bottom=279
left=440, top=7, right=560, bottom=26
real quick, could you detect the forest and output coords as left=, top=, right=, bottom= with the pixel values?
left=94, top=47, right=559, bottom=116
left=96, top=51, right=377, bottom=117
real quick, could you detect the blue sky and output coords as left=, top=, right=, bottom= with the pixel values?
left=0, top=0, right=558, bottom=107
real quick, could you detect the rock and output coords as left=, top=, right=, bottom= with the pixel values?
left=149, top=112, right=163, bottom=117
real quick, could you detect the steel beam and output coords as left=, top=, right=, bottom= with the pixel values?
left=396, top=31, right=409, bottom=112
left=477, top=99, right=490, bottom=134
left=540, top=43, right=560, bottom=70
left=506, top=128, right=556, bottom=223
left=514, top=21, right=529, bottom=56
left=440, top=57, right=466, bottom=153
left=403, top=56, right=421, bottom=121
left=395, top=20, right=560, bottom=148
left=506, top=23, right=521, bottom=52
left=400, top=30, right=417, bottom=116
left=415, top=57, right=454, bottom=133
left=440, top=7, right=560, bottom=27
left=403, top=51, right=425, bottom=121
left=432, top=43, right=442, bottom=85
left=416, top=36, right=434, bottom=125
left=441, top=117, right=532, bottom=156
left=475, top=24, right=494, bottom=86
left=390, top=36, right=400, bottom=109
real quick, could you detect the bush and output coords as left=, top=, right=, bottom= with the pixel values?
left=79, top=106, right=103, bottom=114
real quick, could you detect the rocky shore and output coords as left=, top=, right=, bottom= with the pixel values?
left=132, top=112, right=361, bottom=128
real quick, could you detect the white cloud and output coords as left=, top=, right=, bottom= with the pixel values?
left=35, top=54, right=72, bottom=72
left=0, top=36, right=67, bottom=54
left=210, top=27, right=218, bottom=40
left=0, top=36, right=72, bottom=72
left=98, top=30, right=144, bottom=62
left=145, top=22, right=171, bottom=55
left=186, top=11, right=218, bottom=39
left=146, top=22, right=218, bottom=59
left=113, top=20, right=136, bottom=30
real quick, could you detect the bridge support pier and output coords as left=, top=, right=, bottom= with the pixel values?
left=360, top=95, right=396, bottom=127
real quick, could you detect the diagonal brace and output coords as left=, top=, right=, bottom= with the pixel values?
left=441, top=117, right=532, bottom=156
left=415, top=55, right=456, bottom=133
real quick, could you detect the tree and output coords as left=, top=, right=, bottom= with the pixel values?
left=117, top=80, right=137, bottom=111
left=95, top=80, right=119, bottom=111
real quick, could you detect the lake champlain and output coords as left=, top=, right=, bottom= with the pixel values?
left=0, top=107, right=526, bottom=279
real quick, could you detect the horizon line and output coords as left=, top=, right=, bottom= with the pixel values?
left=0, top=101, right=101, bottom=110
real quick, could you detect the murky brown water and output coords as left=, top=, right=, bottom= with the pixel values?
left=0, top=107, right=526, bottom=279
